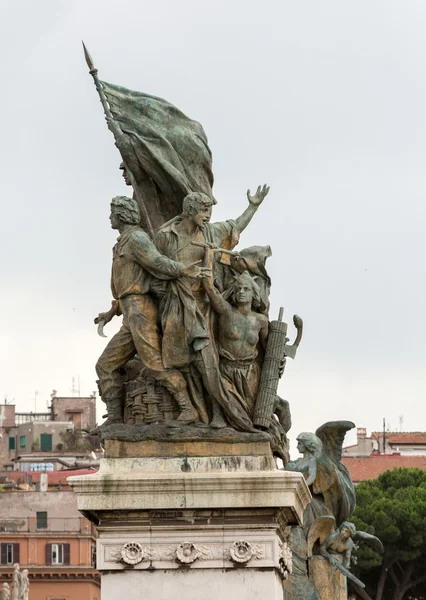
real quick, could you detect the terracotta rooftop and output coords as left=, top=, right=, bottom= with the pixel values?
left=342, top=454, right=426, bottom=483
left=0, top=468, right=98, bottom=488
left=371, top=432, right=426, bottom=445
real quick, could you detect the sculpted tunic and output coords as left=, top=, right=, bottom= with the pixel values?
left=155, top=218, right=240, bottom=307
left=111, top=226, right=184, bottom=298
left=153, top=219, right=257, bottom=433
left=154, top=218, right=241, bottom=367
left=96, top=227, right=187, bottom=400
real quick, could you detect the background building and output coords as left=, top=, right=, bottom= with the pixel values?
left=0, top=480, right=100, bottom=599
left=0, top=393, right=100, bottom=599
left=342, top=453, right=426, bottom=484
left=343, top=427, right=426, bottom=457
left=342, top=426, right=426, bottom=484
left=0, top=392, right=99, bottom=471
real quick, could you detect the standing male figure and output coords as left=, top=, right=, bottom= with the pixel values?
left=95, top=196, right=209, bottom=426
left=11, top=565, right=21, bottom=600
left=155, top=185, right=269, bottom=300
left=154, top=186, right=269, bottom=430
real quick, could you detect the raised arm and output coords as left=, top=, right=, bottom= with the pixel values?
left=234, top=184, right=269, bottom=233
left=204, top=277, right=230, bottom=315
left=106, top=117, right=143, bottom=180
left=202, top=247, right=231, bottom=315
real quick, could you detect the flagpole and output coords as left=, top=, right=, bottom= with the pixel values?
left=82, top=42, right=155, bottom=238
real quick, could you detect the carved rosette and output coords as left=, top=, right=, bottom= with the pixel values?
left=120, top=542, right=147, bottom=565
left=175, top=542, right=202, bottom=564
left=229, top=540, right=254, bottom=564
left=279, top=541, right=293, bottom=580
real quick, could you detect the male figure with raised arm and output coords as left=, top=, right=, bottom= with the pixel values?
left=152, top=187, right=269, bottom=431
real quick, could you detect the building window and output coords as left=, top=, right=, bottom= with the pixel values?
left=8, top=437, right=15, bottom=450
left=40, top=433, right=52, bottom=452
left=36, top=512, right=48, bottom=529
left=19, top=435, right=26, bottom=448
left=0, top=543, right=20, bottom=565
left=46, top=543, right=70, bottom=566
left=52, top=543, right=64, bottom=564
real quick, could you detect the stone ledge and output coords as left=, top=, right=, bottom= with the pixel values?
left=104, top=438, right=272, bottom=458
left=68, top=467, right=310, bottom=526
left=93, top=454, right=276, bottom=474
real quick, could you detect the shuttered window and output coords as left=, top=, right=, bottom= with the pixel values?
left=36, top=512, right=47, bottom=529
left=46, top=543, right=70, bottom=565
left=40, top=433, right=52, bottom=452
left=0, top=543, right=20, bottom=565
left=8, top=437, right=15, bottom=450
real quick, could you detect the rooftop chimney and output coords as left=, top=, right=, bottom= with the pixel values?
left=357, top=427, right=367, bottom=440
left=356, top=427, right=371, bottom=456
left=40, top=472, right=48, bottom=492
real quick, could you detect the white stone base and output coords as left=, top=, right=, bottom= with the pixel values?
left=69, top=453, right=309, bottom=600
left=102, top=568, right=286, bottom=600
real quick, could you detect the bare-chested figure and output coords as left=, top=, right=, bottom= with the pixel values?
left=320, top=522, right=356, bottom=569
left=202, top=255, right=268, bottom=417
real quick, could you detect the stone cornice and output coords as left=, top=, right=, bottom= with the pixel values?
left=69, top=467, right=311, bottom=526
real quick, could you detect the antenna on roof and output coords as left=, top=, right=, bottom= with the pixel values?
left=383, top=417, right=386, bottom=454
left=71, top=376, right=80, bottom=397
left=399, top=415, right=404, bottom=432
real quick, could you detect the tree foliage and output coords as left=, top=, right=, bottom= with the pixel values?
left=350, top=468, right=426, bottom=600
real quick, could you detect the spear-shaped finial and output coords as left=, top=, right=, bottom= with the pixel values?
left=82, top=41, right=97, bottom=75
left=81, top=42, right=154, bottom=238
left=82, top=41, right=113, bottom=120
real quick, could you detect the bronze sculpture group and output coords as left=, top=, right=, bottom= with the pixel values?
left=83, top=42, right=302, bottom=461
left=83, top=44, right=382, bottom=598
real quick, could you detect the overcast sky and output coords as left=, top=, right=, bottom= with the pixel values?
left=1, top=0, right=426, bottom=450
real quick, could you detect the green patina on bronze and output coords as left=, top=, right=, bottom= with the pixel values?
left=84, top=43, right=302, bottom=462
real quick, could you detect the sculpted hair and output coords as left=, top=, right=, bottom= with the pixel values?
left=111, top=196, right=140, bottom=225
left=340, top=522, right=356, bottom=536
left=182, top=192, right=212, bottom=217
left=226, top=271, right=263, bottom=311
left=296, top=432, right=323, bottom=457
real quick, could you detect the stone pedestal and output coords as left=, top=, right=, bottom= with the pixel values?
left=69, top=439, right=310, bottom=600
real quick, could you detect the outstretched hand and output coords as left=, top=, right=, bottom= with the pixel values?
left=181, top=260, right=212, bottom=279
left=247, top=184, right=270, bottom=206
